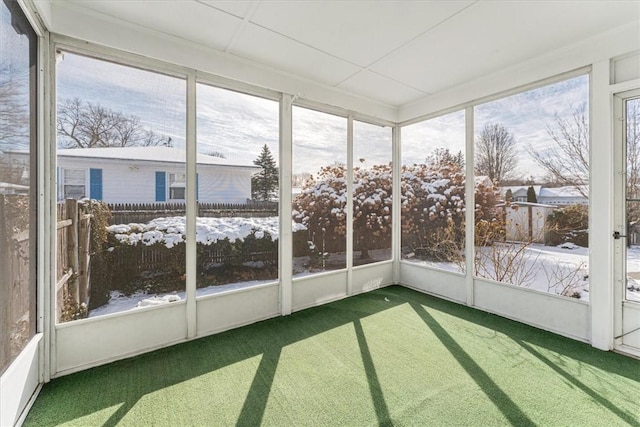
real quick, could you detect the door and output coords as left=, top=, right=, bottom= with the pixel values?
left=614, top=89, right=640, bottom=357
left=0, top=1, right=41, bottom=425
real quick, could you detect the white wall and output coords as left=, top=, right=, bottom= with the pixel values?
left=197, top=167, right=253, bottom=204
left=56, top=158, right=253, bottom=204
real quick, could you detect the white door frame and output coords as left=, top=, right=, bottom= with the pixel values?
left=613, top=88, right=640, bottom=358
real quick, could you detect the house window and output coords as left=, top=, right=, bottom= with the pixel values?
left=169, top=172, right=185, bottom=200
left=63, top=169, right=86, bottom=199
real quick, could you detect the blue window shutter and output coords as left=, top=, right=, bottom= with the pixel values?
left=155, top=171, right=166, bottom=202
left=89, top=168, right=103, bottom=200
left=196, top=173, right=199, bottom=201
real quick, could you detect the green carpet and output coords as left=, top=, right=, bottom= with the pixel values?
left=25, top=286, right=640, bottom=426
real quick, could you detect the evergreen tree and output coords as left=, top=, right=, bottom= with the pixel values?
left=505, top=188, right=513, bottom=203
left=526, top=185, right=537, bottom=203
left=252, top=144, right=278, bottom=201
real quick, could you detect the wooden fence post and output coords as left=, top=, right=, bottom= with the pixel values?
left=78, top=204, right=91, bottom=307
left=65, top=199, right=80, bottom=306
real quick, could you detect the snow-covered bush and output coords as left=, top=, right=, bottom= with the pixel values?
left=400, top=161, right=502, bottom=262
left=292, top=161, right=502, bottom=264
left=353, top=164, right=392, bottom=258
left=292, top=164, right=394, bottom=260
left=292, top=165, right=348, bottom=256
left=91, top=216, right=292, bottom=299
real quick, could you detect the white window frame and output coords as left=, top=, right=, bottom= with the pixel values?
left=61, top=168, right=87, bottom=200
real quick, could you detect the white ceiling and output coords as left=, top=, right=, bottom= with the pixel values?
left=51, top=0, right=640, bottom=108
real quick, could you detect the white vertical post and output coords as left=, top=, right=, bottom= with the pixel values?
left=185, top=74, right=197, bottom=339
left=346, top=114, right=354, bottom=295
left=392, top=124, right=401, bottom=285
left=280, top=94, right=293, bottom=315
left=590, top=60, right=614, bottom=350
left=465, top=106, right=475, bottom=306
left=47, top=35, right=57, bottom=380
left=612, top=92, right=624, bottom=346
left=40, top=31, right=52, bottom=383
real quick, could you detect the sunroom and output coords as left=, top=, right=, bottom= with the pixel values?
left=2, top=1, right=640, bottom=425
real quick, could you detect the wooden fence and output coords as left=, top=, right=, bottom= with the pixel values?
left=56, top=199, right=91, bottom=322
left=111, top=247, right=278, bottom=275
left=107, top=201, right=278, bottom=224
left=0, top=194, right=32, bottom=372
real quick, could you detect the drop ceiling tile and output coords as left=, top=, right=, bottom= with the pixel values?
left=197, top=0, right=253, bottom=19
left=372, top=1, right=640, bottom=95
left=250, top=1, right=473, bottom=67
left=338, top=70, right=426, bottom=106
left=61, top=0, right=242, bottom=51
left=229, top=23, right=361, bottom=86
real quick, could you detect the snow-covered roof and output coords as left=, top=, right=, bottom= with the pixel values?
left=0, top=182, right=29, bottom=192
left=500, top=185, right=542, bottom=197
left=538, top=186, right=587, bottom=198
left=13, top=147, right=258, bottom=168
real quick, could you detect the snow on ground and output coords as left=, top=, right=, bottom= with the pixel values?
left=90, top=248, right=393, bottom=317
left=88, top=279, right=275, bottom=318
left=92, top=212, right=640, bottom=317
left=107, top=216, right=306, bottom=247
left=404, top=243, right=590, bottom=299
left=625, top=246, right=640, bottom=302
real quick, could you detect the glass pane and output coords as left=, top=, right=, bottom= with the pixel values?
left=626, top=97, right=640, bottom=303
left=196, top=84, right=279, bottom=295
left=474, top=75, right=590, bottom=300
left=401, top=111, right=466, bottom=273
left=353, top=121, right=392, bottom=266
left=0, top=0, right=36, bottom=375
left=56, top=52, right=186, bottom=321
left=292, top=107, right=347, bottom=277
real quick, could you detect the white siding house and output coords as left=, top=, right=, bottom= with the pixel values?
left=501, top=185, right=588, bottom=206
left=11, top=147, right=259, bottom=204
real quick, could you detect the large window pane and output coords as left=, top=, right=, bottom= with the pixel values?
left=353, top=121, right=392, bottom=265
left=474, top=75, right=589, bottom=299
left=626, top=97, right=640, bottom=302
left=56, top=52, right=186, bottom=320
left=0, top=0, right=37, bottom=375
left=292, top=107, right=347, bottom=277
left=401, top=111, right=466, bottom=273
left=196, top=84, right=279, bottom=294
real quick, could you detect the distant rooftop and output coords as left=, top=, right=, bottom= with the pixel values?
left=7, top=146, right=257, bottom=168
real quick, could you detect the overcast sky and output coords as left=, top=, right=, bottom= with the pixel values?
left=55, top=52, right=588, bottom=181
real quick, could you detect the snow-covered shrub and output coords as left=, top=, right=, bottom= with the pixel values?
left=546, top=203, right=588, bottom=247
left=292, top=165, right=348, bottom=256
left=401, top=162, right=465, bottom=261
left=399, top=161, right=501, bottom=262
left=353, top=164, right=392, bottom=258
left=292, top=163, right=394, bottom=261
left=92, top=216, right=285, bottom=298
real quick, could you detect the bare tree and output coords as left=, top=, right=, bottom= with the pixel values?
left=528, top=105, right=589, bottom=197
left=427, top=147, right=464, bottom=168
left=57, top=98, right=170, bottom=149
left=475, top=123, right=518, bottom=184
left=626, top=99, right=640, bottom=199
left=0, top=62, right=29, bottom=149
